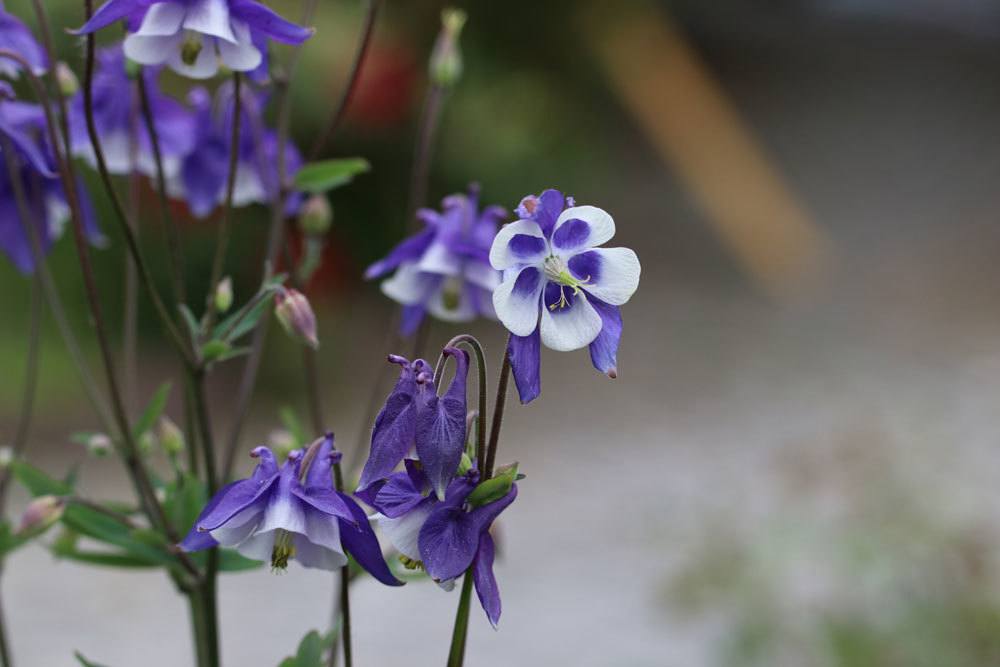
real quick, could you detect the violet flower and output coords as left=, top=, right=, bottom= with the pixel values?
left=489, top=189, right=641, bottom=403
left=168, top=83, right=303, bottom=218
left=366, top=186, right=504, bottom=336
left=180, top=434, right=401, bottom=583
left=75, top=0, right=313, bottom=80
left=68, top=45, right=195, bottom=178
left=0, top=5, right=48, bottom=79
left=356, top=348, right=470, bottom=501
left=0, top=86, right=102, bottom=273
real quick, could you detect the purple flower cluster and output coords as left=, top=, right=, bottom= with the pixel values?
left=366, top=186, right=505, bottom=336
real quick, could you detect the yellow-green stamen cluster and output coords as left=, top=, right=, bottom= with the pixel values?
left=270, top=529, right=296, bottom=572
left=399, top=555, right=424, bottom=571
left=441, top=276, right=463, bottom=312
left=543, top=256, right=591, bottom=311
left=180, top=33, right=203, bottom=66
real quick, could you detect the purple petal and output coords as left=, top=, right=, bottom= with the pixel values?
left=195, top=472, right=278, bottom=531
left=373, top=470, right=429, bottom=518
left=0, top=164, right=48, bottom=274
left=399, top=304, right=426, bottom=337
left=0, top=10, right=48, bottom=75
left=74, top=0, right=153, bottom=34
left=533, top=189, right=565, bottom=237
left=179, top=480, right=242, bottom=551
left=507, top=330, right=541, bottom=404
left=180, top=134, right=228, bottom=217
left=229, top=0, right=314, bottom=44
left=472, top=532, right=502, bottom=628
left=0, top=115, right=55, bottom=178
left=365, top=227, right=436, bottom=280
left=337, top=492, right=404, bottom=586
left=303, top=433, right=336, bottom=488
left=587, top=297, right=622, bottom=378
left=357, top=356, right=418, bottom=492
left=415, top=348, right=469, bottom=500
left=291, top=486, right=355, bottom=523
left=419, top=484, right=517, bottom=583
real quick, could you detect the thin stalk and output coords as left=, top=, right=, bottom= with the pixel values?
left=309, top=0, right=380, bottom=160
left=484, top=335, right=512, bottom=480
left=124, top=102, right=141, bottom=413
left=189, top=371, right=220, bottom=667
left=0, top=582, right=11, bottom=667
left=331, top=462, right=352, bottom=667
left=187, top=592, right=211, bottom=667
left=137, top=72, right=186, bottom=305
left=445, top=572, right=474, bottom=667
left=405, top=83, right=445, bottom=230
left=202, top=73, right=242, bottom=337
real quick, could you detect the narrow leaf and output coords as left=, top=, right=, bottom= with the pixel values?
left=132, top=382, right=172, bottom=439
left=293, top=158, right=370, bottom=193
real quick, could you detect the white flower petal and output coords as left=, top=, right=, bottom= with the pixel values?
left=573, top=247, right=640, bottom=306
left=381, top=263, right=438, bottom=306
left=217, top=20, right=262, bottom=72
left=540, top=289, right=603, bottom=351
left=257, top=495, right=307, bottom=535
left=123, top=32, right=180, bottom=66
left=134, top=2, right=186, bottom=36
left=426, top=280, right=476, bottom=323
left=294, top=535, right=348, bottom=570
left=492, top=266, right=543, bottom=337
left=234, top=530, right=276, bottom=561
left=301, top=509, right=344, bottom=553
left=183, top=0, right=236, bottom=43
left=551, top=205, right=615, bottom=254
left=209, top=505, right=262, bottom=547
left=465, top=260, right=500, bottom=291
left=489, top=219, right=548, bottom=270
left=231, top=162, right=267, bottom=207
left=375, top=504, right=433, bottom=561
left=416, top=240, right=461, bottom=276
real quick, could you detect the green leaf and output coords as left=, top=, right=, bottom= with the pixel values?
left=0, top=521, right=30, bottom=556
left=11, top=461, right=72, bottom=496
left=201, top=339, right=232, bottom=363
left=132, top=382, right=172, bottom=440
left=55, top=547, right=160, bottom=569
left=60, top=504, right=173, bottom=567
left=467, top=462, right=519, bottom=508
left=178, top=304, right=201, bottom=339
left=278, top=630, right=333, bottom=667
left=163, top=474, right=206, bottom=533
left=279, top=407, right=306, bottom=448
left=293, top=158, right=370, bottom=194
left=218, top=548, right=265, bottom=572
left=74, top=651, right=111, bottom=667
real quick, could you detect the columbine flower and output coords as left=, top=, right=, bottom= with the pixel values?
left=0, top=85, right=102, bottom=273
left=489, top=189, right=640, bottom=403
left=366, top=186, right=504, bottom=336
left=75, top=0, right=313, bottom=80
left=67, top=45, right=194, bottom=178
left=0, top=7, right=47, bottom=79
left=180, top=434, right=401, bottom=583
left=168, top=83, right=303, bottom=217
left=356, top=348, right=469, bottom=501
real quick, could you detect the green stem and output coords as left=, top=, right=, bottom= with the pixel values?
left=0, top=580, right=11, bottom=667
left=484, top=335, right=512, bottom=479
left=187, top=591, right=211, bottom=667
left=445, top=572, right=474, bottom=667
left=331, top=462, right=352, bottom=667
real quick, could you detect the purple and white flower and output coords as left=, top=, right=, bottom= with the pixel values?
left=0, top=86, right=102, bottom=273
left=0, top=6, right=48, bottom=79
left=168, top=83, right=303, bottom=218
left=68, top=45, right=195, bottom=178
left=180, top=434, right=401, bottom=582
left=366, top=186, right=504, bottom=336
left=75, top=0, right=313, bottom=80
left=489, top=189, right=640, bottom=403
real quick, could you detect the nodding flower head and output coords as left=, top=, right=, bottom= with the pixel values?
left=488, top=189, right=641, bottom=403
left=274, top=287, right=319, bottom=349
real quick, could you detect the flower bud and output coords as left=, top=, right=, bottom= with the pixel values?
left=274, top=288, right=319, bottom=349
left=299, top=195, right=333, bottom=236
left=214, top=276, right=234, bottom=313
left=55, top=62, right=79, bottom=97
left=0, top=447, right=14, bottom=470
left=158, top=416, right=185, bottom=457
left=429, top=8, right=467, bottom=87
left=138, top=431, right=156, bottom=456
left=86, top=433, right=112, bottom=458
left=18, top=495, right=64, bottom=536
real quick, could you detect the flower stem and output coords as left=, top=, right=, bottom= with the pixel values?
left=484, top=335, right=513, bottom=479
left=0, top=581, right=12, bottom=667
left=445, top=571, right=474, bottom=667
left=331, top=461, right=353, bottom=667
left=406, top=82, right=446, bottom=231
left=136, top=72, right=186, bottom=305
left=309, top=0, right=380, bottom=160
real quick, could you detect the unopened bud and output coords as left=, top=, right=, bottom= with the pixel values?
left=87, top=433, right=112, bottom=458
left=55, top=62, right=79, bottom=97
left=299, top=195, right=333, bottom=236
left=138, top=431, right=156, bottom=456
left=158, top=416, right=185, bottom=456
left=429, top=8, right=467, bottom=87
left=274, top=287, right=319, bottom=349
left=0, top=447, right=13, bottom=470
left=18, top=495, right=64, bottom=536
left=214, top=276, right=234, bottom=313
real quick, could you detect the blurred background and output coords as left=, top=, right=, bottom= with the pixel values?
left=4, top=0, right=1000, bottom=664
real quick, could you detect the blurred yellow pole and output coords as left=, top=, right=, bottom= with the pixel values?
left=583, top=4, right=832, bottom=300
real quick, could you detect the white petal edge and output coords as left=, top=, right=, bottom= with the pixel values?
left=416, top=239, right=461, bottom=276
left=426, top=279, right=476, bottom=323
left=208, top=505, right=262, bottom=547
left=123, top=32, right=180, bottom=66
left=134, top=2, right=186, bottom=37
left=539, top=290, right=603, bottom=351
left=374, top=504, right=433, bottom=561
left=183, top=0, right=237, bottom=43
left=294, top=535, right=348, bottom=570
left=381, top=263, right=438, bottom=306
left=491, top=266, right=543, bottom=337
left=257, top=495, right=307, bottom=535
left=577, top=247, right=641, bottom=306
left=217, top=20, right=262, bottom=72
left=165, top=33, right=220, bottom=79
left=552, top=205, right=615, bottom=253
left=489, top=219, right=547, bottom=270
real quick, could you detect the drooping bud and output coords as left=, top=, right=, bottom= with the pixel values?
left=299, top=195, right=333, bottom=236
left=55, top=62, right=79, bottom=97
left=214, top=276, right=234, bottom=313
left=274, top=287, right=319, bottom=349
left=158, top=416, right=185, bottom=457
left=86, top=433, right=112, bottom=458
left=18, top=495, right=64, bottom=536
left=429, top=8, right=467, bottom=87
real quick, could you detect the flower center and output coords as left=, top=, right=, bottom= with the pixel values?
left=180, top=32, right=203, bottom=66
left=441, top=276, right=463, bottom=312
left=270, top=529, right=296, bottom=572
left=399, top=555, right=424, bottom=571
left=543, top=256, right=591, bottom=311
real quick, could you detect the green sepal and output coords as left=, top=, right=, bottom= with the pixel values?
left=466, top=462, right=519, bottom=508
left=200, top=339, right=232, bottom=363
left=293, top=158, right=370, bottom=194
